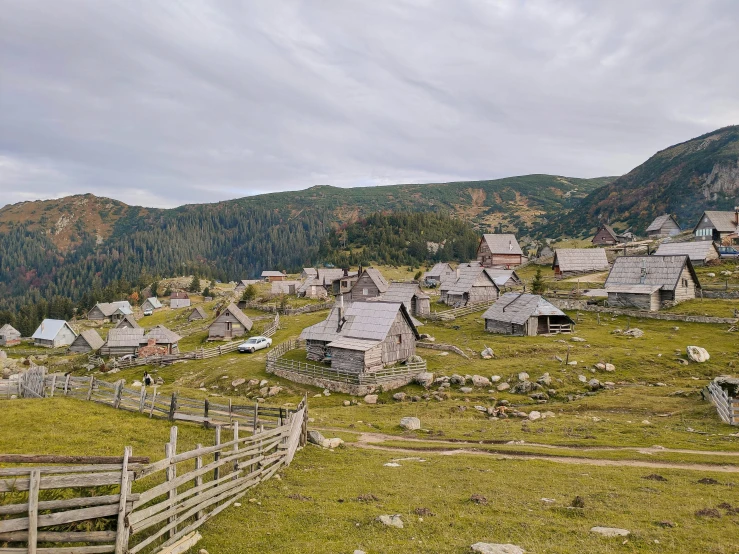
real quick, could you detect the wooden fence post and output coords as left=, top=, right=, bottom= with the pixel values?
left=149, top=386, right=158, bottom=418
left=203, top=399, right=209, bottom=429
left=86, top=376, right=95, bottom=400
left=195, top=443, right=204, bottom=520
left=27, top=469, right=40, bottom=554
left=114, top=446, right=132, bottom=554
left=138, top=386, right=147, bottom=412
left=169, top=392, right=178, bottom=421
left=113, top=380, right=123, bottom=409
left=252, top=402, right=259, bottom=433
left=213, top=425, right=222, bottom=481
left=232, top=421, right=239, bottom=477
left=167, top=427, right=178, bottom=539
left=49, top=374, right=57, bottom=398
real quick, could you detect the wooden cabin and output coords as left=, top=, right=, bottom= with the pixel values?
left=208, top=303, right=253, bottom=340
left=31, top=320, right=77, bottom=348
left=189, top=306, right=207, bottom=321
left=69, top=329, right=105, bottom=354
left=0, top=324, right=21, bottom=346
left=604, top=255, right=699, bottom=311
left=476, top=234, right=524, bottom=268
left=483, top=268, right=522, bottom=288
left=654, top=241, right=720, bottom=266
left=235, top=279, right=260, bottom=294
left=115, top=314, right=141, bottom=329
left=440, top=266, right=500, bottom=306
left=592, top=225, right=621, bottom=246
left=271, top=280, right=301, bottom=295
left=100, top=328, right=145, bottom=357
left=140, top=297, right=162, bottom=312
left=646, top=215, right=681, bottom=239
left=87, top=301, right=133, bottom=322
left=349, top=268, right=389, bottom=301
left=298, top=269, right=349, bottom=299
left=552, top=248, right=610, bottom=279
left=299, top=300, right=420, bottom=373
left=693, top=210, right=739, bottom=244
left=423, top=263, right=456, bottom=285
left=261, top=271, right=286, bottom=282
left=369, top=282, right=431, bottom=317
left=301, top=268, right=318, bottom=280
left=483, top=293, right=574, bottom=336
left=143, top=326, right=181, bottom=354
left=169, top=292, right=191, bottom=309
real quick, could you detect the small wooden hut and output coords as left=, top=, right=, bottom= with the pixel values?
left=483, top=268, right=522, bottom=288
left=169, top=292, right=191, bottom=309
left=208, top=303, right=253, bottom=340
left=423, top=263, right=456, bottom=285
left=646, top=215, right=681, bottom=239
left=476, top=234, right=524, bottom=268
left=349, top=268, right=389, bottom=301
left=69, top=329, right=105, bottom=353
left=189, top=306, right=207, bottom=321
left=369, top=282, right=431, bottom=317
left=654, top=241, right=720, bottom=266
left=440, top=266, right=500, bottom=306
left=482, top=293, right=574, bottom=336
left=115, top=314, right=141, bottom=329
left=100, top=328, right=145, bottom=357
left=0, top=324, right=21, bottom=346
left=141, top=297, right=163, bottom=312
left=261, top=271, right=286, bottom=282
left=87, top=301, right=133, bottom=322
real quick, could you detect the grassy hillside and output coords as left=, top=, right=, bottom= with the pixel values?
left=544, top=125, right=739, bottom=238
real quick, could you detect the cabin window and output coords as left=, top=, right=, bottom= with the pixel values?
left=395, top=335, right=402, bottom=344
left=363, top=288, right=369, bottom=296
left=682, top=279, right=688, bottom=287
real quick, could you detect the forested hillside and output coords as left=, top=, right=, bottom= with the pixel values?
left=0, top=174, right=610, bottom=314
left=543, top=125, right=739, bottom=237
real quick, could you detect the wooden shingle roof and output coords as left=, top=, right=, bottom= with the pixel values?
left=76, top=329, right=105, bottom=351
left=115, top=314, right=141, bottom=329
left=481, top=234, right=523, bottom=256
left=654, top=241, right=719, bottom=262
left=105, top=328, right=146, bottom=347
left=362, top=268, right=389, bottom=293
left=221, top=303, right=254, bottom=331
left=146, top=325, right=182, bottom=344
left=482, top=293, right=572, bottom=326
left=442, top=266, right=498, bottom=295
left=553, top=249, right=610, bottom=273
left=693, top=211, right=738, bottom=233
left=646, top=214, right=680, bottom=233
left=604, top=255, right=699, bottom=292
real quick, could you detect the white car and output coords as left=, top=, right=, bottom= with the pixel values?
left=238, top=336, right=272, bottom=353
left=143, top=309, right=153, bottom=316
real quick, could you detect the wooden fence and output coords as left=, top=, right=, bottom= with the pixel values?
left=266, top=338, right=427, bottom=386
left=0, top=399, right=308, bottom=554
left=425, top=300, right=496, bottom=321
left=705, top=382, right=738, bottom=425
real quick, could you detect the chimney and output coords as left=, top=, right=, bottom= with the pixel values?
left=456, top=268, right=460, bottom=279
left=337, top=295, right=345, bottom=332
left=734, top=206, right=739, bottom=226
left=640, top=259, right=647, bottom=284
left=509, top=240, right=512, bottom=252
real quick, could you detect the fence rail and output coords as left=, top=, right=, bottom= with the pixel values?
left=426, top=299, right=495, bottom=321
left=0, top=398, right=308, bottom=554
left=706, top=381, right=737, bottom=425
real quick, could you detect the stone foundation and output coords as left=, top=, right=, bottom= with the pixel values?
left=269, top=367, right=416, bottom=396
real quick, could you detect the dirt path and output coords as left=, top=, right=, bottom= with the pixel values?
left=350, top=441, right=739, bottom=473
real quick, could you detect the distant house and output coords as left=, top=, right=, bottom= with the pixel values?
left=208, top=303, right=254, bottom=340
left=143, top=325, right=182, bottom=355
left=537, top=245, right=554, bottom=260
left=483, top=293, right=574, bottom=336
left=115, top=314, right=141, bottom=330
left=604, top=255, right=700, bottom=311
left=423, top=263, right=456, bottom=285
left=261, top=271, right=286, bottom=282
left=100, top=328, right=145, bottom=357
left=298, top=268, right=348, bottom=299
left=31, top=319, right=77, bottom=348
left=141, top=297, right=163, bottom=312
left=235, top=280, right=260, bottom=294
left=440, top=266, right=500, bottom=306
left=271, top=280, right=302, bottom=295
left=189, top=306, right=207, bottom=322
left=332, top=270, right=360, bottom=297
left=350, top=268, right=389, bottom=301
left=552, top=249, right=610, bottom=279
left=301, top=268, right=318, bottom=280
left=476, top=234, right=524, bottom=268
left=693, top=210, right=739, bottom=244
left=369, top=282, right=431, bottom=317
left=646, top=215, right=681, bottom=239
left=0, top=324, right=21, bottom=346
left=483, top=268, right=522, bottom=288
left=170, top=291, right=191, bottom=309
left=87, top=301, right=133, bottom=322
left=654, top=241, right=720, bottom=266
left=299, top=300, right=420, bottom=373
left=69, top=329, right=105, bottom=354
left=592, top=225, right=620, bottom=246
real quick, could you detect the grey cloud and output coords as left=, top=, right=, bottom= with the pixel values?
left=1, top=0, right=738, bottom=208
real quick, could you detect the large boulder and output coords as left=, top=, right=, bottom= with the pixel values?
left=307, top=430, right=327, bottom=447
left=393, top=392, right=407, bottom=402
left=450, top=374, right=466, bottom=385
left=471, top=544, right=526, bottom=554
left=518, top=372, right=529, bottom=382
left=400, top=416, right=421, bottom=431
left=686, top=346, right=710, bottom=363
left=497, top=382, right=510, bottom=392
left=472, top=375, right=492, bottom=388
left=537, top=373, right=552, bottom=386
left=364, top=394, right=379, bottom=404
left=377, top=514, right=404, bottom=528
left=415, top=372, right=434, bottom=387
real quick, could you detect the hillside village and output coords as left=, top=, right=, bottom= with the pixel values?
left=1, top=203, right=739, bottom=553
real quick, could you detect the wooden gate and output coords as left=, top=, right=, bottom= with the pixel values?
left=19, top=366, right=47, bottom=398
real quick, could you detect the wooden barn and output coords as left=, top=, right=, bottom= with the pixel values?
left=423, top=263, right=456, bottom=285
left=440, top=266, right=500, bottom=306
left=299, top=299, right=420, bottom=373
left=208, top=303, right=253, bottom=340
left=189, top=306, right=207, bottom=321
left=31, top=320, right=77, bottom=348
left=0, top=324, right=21, bottom=346
left=654, top=241, right=720, bottom=266
left=140, top=297, right=162, bottom=312
left=349, top=268, right=389, bottom=301
left=476, top=234, right=524, bottom=268
left=115, top=314, right=141, bottom=329
left=69, top=329, right=105, bottom=354
left=100, top=328, right=145, bottom=357
left=693, top=210, right=739, bottom=244
left=369, top=282, right=431, bottom=317
left=261, top=271, right=286, bottom=282
left=646, top=215, right=681, bottom=239
left=483, top=268, right=522, bottom=288
left=298, top=268, right=348, bottom=299
left=483, top=293, right=574, bottom=336
left=87, top=301, right=133, bottom=322
left=552, top=248, right=610, bottom=279
left=592, top=225, right=621, bottom=246
left=604, top=255, right=700, bottom=311
left=170, top=291, right=191, bottom=309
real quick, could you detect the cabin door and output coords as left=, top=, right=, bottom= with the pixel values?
left=411, top=297, right=417, bottom=315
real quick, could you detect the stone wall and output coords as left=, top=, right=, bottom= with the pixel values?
left=416, top=342, right=470, bottom=359
left=269, top=367, right=415, bottom=396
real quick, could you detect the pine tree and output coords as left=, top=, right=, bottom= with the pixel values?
left=531, top=267, right=545, bottom=294
left=241, top=285, right=257, bottom=302
left=188, top=275, right=201, bottom=293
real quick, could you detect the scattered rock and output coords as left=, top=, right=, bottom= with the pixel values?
left=393, top=392, right=407, bottom=402
left=706, top=272, right=716, bottom=278
left=537, top=373, right=552, bottom=386
left=490, top=375, right=501, bottom=382
left=451, top=374, right=466, bottom=385
left=400, top=416, right=421, bottom=431
left=470, top=494, right=488, bottom=505
left=605, top=363, right=615, bottom=372
left=471, top=543, right=525, bottom=554
left=518, top=372, right=529, bottom=382
left=383, top=462, right=401, bottom=467
left=248, top=379, right=260, bottom=387
left=307, top=430, right=327, bottom=447
left=695, top=508, right=721, bottom=518
left=415, top=372, right=434, bottom=387
left=472, top=375, right=492, bottom=387
left=567, top=361, right=578, bottom=366
left=323, top=389, right=331, bottom=396
left=267, top=386, right=282, bottom=397
left=686, top=346, right=710, bottom=363
left=623, top=328, right=644, bottom=338
left=497, top=382, right=510, bottom=392
left=578, top=375, right=587, bottom=383
left=199, top=549, right=209, bottom=554
left=571, top=337, right=586, bottom=342
left=343, top=400, right=351, bottom=406
left=414, top=507, right=434, bottom=516
left=327, top=438, right=344, bottom=449
left=643, top=474, right=667, bottom=482
left=528, top=411, right=541, bottom=421
left=259, top=379, right=268, bottom=387
left=588, top=379, right=601, bottom=391
left=231, top=378, right=246, bottom=387
left=460, top=387, right=473, bottom=394
left=595, top=362, right=606, bottom=370
left=364, top=394, right=378, bottom=404
left=590, top=527, right=630, bottom=537
left=697, top=478, right=720, bottom=485
left=481, top=347, right=494, bottom=359
left=131, top=380, right=142, bottom=387
left=377, top=514, right=403, bottom=528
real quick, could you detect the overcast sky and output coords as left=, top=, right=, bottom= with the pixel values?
left=1, top=1, right=737, bottom=209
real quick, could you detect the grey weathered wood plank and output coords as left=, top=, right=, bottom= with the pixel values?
left=28, top=469, right=40, bottom=554
left=0, top=494, right=138, bottom=516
